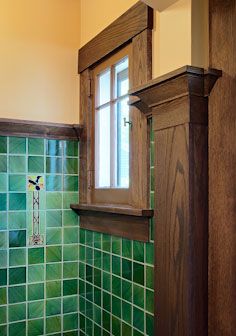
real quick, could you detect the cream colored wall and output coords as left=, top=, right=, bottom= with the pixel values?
left=0, top=0, right=80, bottom=124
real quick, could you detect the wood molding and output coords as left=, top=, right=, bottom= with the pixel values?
left=0, top=118, right=83, bottom=140
left=132, top=66, right=220, bottom=335
left=78, top=1, right=153, bottom=73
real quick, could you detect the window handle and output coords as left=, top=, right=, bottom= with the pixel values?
left=123, top=117, right=132, bottom=128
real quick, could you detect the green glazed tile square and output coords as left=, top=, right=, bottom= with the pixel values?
left=63, top=245, right=78, bottom=261
left=9, top=193, right=26, bottom=211
left=46, top=281, right=61, bottom=298
left=146, top=266, right=154, bottom=290
left=122, top=322, right=132, bottom=336
left=122, top=301, right=131, bottom=324
left=0, top=231, right=7, bottom=248
left=0, top=137, right=7, bottom=154
left=86, top=247, right=93, bottom=265
left=9, top=248, right=26, bottom=266
left=46, top=263, right=62, bottom=280
left=122, top=279, right=132, bottom=301
left=0, top=325, right=7, bottom=336
left=93, top=232, right=101, bottom=249
left=9, top=175, right=26, bottom=192
left=28, top=156, right=44, bottom=173
left=122, top=239, right=132, bottom=259
left=62, top=210, right=78, bottom=226
left=0, top=212, right=7, bottom=231
left=0, top=287, right=7, bottom=305
left=133, top=330, right=143, bottom=336
left=28, top=247, right=44, bottom=264
left=8, top=303, right=26, bottom=322
left=46, top=228, right=62, bottom=245
left=46, top=315, right=61, bottom=334
left=122, top=259, right=132, bottom=281
left=46, top=140, right=63, bottom=157
left=133, top=284, right=144, bottom=309
left=78, top=262, right=85, bottom=279
left=63, top=227, right=78, bottom=244
left=63, top=295, right=77, bottom=314
left=46, top=175, right=62, bottom=192
left=63, top=262, right=78, bottom=279
left=46, top=298, right=61, bottom=316
left=102, top=252, right=110, bottom=272
left=85, top=264, right=92, bottom=282
left=64, top=141, right=78, bottom=157
left=63, top=279, right=77, bottom=296
left=94, top=305, right=101, bottom=326
left=102, top=234, right=111, bottom=252
left=0, top=194, right=7, bottom=212
left=145, top=243, right=154, bottom=265
left=9, top=267, right=26, bottom=285
left=8, top=212, right=26, bottom=229
left=28, top=264, right=45, bottom=283
left=28, top=283, right=44, bottom=301
left=0, top=156, right=7, bottom=173
left=46, top=192, right=62, bottom=209
left=46, top=246, right=62, bottom=263
left=133, top=241, right=144, bottom=263
left=9, top=156, right=26, bottom=173
left=9, top=321, right=26, bottom=336
left=146, top=289, right=154, bottom=314
left=63, top=158, right=78, bottom=175
left=63, top=193, right=78, bottom=209
left=63, top=313, right=78, bottom=331
left=0, top=175, right=7, bottom=192
left=112, top=237, right=121, bottom=255
left=112, top=255, right=121, bottom=276
left=46, top=210, right=62, bottom=227
left=0, top=250, right=7, bottom=268
left=9, top=137, right=26, bottom=154
left=46, top=157, right=62, bottom=174
left=27, top=318, right=44, bottom=336
left=85, top=230, right=93, bottom=246
left=102, top=271, right=111, bottom=292
left=0, top=306, right=6, bottom=324
left=8, top=285, right=26, bottom=303
left=112, top=296, right=121, bottom=318
left=94, top=268, right=101, bottom=288
left=133, top=307, right=144, bottom=332
left=102, top=311, right=111, bottom=332
left=112, top=275, right=121, bottom=297
left=63, top=175, right=78, bottom=192
left=146, top=313, right=154, bottom=336
left=103, top=292, right=111, bottom=311
left=94, top=324, right=102, bottom=336
left=79, top=245, right=85, bottom=262
left=28, top=138, right=44, bottom=155
left=94, top=250, right=101, bottom=269
left=133, top=262, right=144, bottom=286
left=9, top=230, right=26, bottom=247
left=112, top=316, right=121, bottom=336
left=0, top=269, right=7, bottom=286
left=28, top=300, right=44, bottom=319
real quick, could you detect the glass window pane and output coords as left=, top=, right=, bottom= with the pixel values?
left=115, top=97, right=129, bottom=188
left=98, top=69, right=110, bottom=106
left=115, top=57, right=129, bottom=98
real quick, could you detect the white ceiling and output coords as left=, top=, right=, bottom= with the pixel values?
left=141, top=0, right=179, bottom=11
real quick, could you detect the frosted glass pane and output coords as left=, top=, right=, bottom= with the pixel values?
left=95, top=106, right=110, bottom=188
left=98, top=69, right=110, bottom=106
left=115, top=57, right=129, bottom=98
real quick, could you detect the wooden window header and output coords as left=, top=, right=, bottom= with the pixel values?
left=78, top=1, right=153, bottom=73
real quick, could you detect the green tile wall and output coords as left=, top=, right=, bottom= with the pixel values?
left=0, top=122, right=154, bottom=336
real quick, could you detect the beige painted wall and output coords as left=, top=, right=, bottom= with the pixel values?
left=0, top=0, right=80, bottom=123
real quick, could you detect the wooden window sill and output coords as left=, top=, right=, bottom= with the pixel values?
left=70, top=203, right=154, bottom=242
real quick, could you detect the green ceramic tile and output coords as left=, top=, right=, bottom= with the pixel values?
left=133, top=263, right=144, bottom=286
left=46, top=175, right=62, bottom=192
left=63, top=279, right=77, bottom=296
left=9, top=321, right=26, bottom=336
left=8, top=303, right=26, bottom=322
left=0, top=250, right=7, bottom=268
left=63, top=175, right=78, bottom=192
left=9, top=248, right=26, bottom=266
left=9, top=156, right=26, bottom=173
left=64, top=141, right=78, bottom=157
left=46, top=157, right=62, bottom=174
left=46, top=315, right=61, bottom=334
left=0, top=287, right=7, bottom=305
left=103, top=292, right=111, bottom=312
left=112, top=316, right=121, bottom=336
left=0, top=324, right=7, bottom=336
left=0, top=194, right=7, bottom=212
left=122, top=239, right=132, bottom=259
left=102, top=272, right=111, bottom=292
left=8, top=212, right=26, bottom=229
left=46, top=263, right=62, bottom=280
left=0, top=212, right=7, bottom=230
left=0, top=231, right=7, bottom=248
left=63, top=262, right=78, bottom=279
left=28, top=283, right=44, bottom=301
left=46, top=298, right=61, bottom=316
left=0, top=306, right=6, bottom=324
left=28, top=318, right=44, bottom=336
left=94, top=250, right=101, bottom=269
left=28, top=265, right=44, bottom=283
left=63, top=227, right=78, bottom=244
left=63, top=296, right=78, bottom=314
left=46, top=281, right=61, bottom=298
left=46, top=193, right=62, bottom=209
left=133, top=241, right=144, bottom=263
left=9, top=175, right=26, bottom=192
left=146, top=289, right=154, bottom=314
left=8, top=285, right=26, bottom=303
left=112, top=236, right=121, bottom=255
left=63, top=210, right=78, bottom=226
left=133, top=284, right=144, bottom=309
left=28, top=156, right=44, bottom=173
left=102, top=311, right=111, bottom=332
left=0, top=174, right=7, bottom=192
left=9, top=267, right=26, bottom=285
left=112, top=256, right=121, bottom=276
left=146, top=313, right=154, bottom=336
left=46, top=228, right=62, bottom=245
left=146, top=266, right=154, bottom=290
left=28, top=247, right=44, bottom=264
left=46, top=210, right=62, bottom=227
left=93, top=232, right=101, bottom=249
left=133, top=307, right=144, bottom=332
left=28, top=300, right=44, bottom=319
left=112, top=275, right=121, bottom=296
left=145, top=243, right=154, bottom=265
left=46, top=140, right=63, bottom=157
left=63, top=245, right=78, bottom=261
left=63, top=193, right=78, bottom=209
left=122, top=259, right=132, bottom=281
left=9, top=193, right=26, bottom=211
left=63, top=158, right=78, bottom=175
left=102, top=252, right=110, bottom=272
left=0, top=156, right=7, bottom=173
left=0, top=137, right=7, bottom=154
left=9, top=137, right=26, bottom=154
left=94, top=305, right=101, bottom=325
left=0, top=269, right=7, bottom=286
left=112, top=296, right=121, bottom=318
left=46, top=246, right=62, bottom=263
left=63, top=313, right=78, bottom=331
left=122, top=322, right=132, bottom=336
left=28, top=138, right=44, bottom=155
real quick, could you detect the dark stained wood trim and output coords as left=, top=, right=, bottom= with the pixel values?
left=209, top=1, right=236, bottom=334
left=0, top=118, right=83, bottom=140
left=78, top=1, right=153, bottom=73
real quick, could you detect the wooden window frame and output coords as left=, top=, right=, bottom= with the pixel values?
left=71, top=1, right=154, bottom=242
